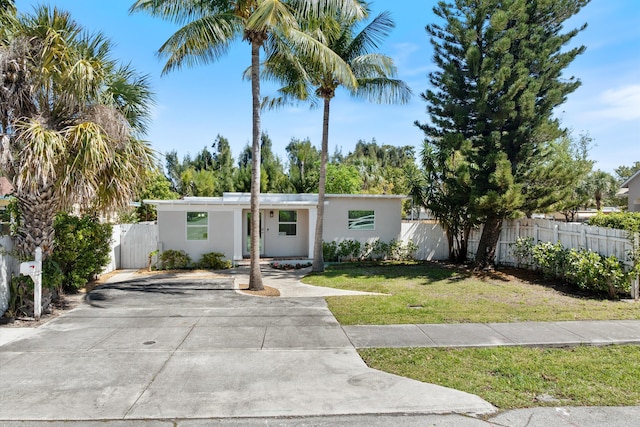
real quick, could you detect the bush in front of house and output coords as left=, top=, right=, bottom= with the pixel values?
left=160, top=249, right=191, bottom=270
left=52, top=212, right=113, bottom=292
left=322, top=238, right=418, bottom=262
left=197, top=252, right=232, bottom=270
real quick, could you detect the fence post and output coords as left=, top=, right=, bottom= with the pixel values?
left=632, top=231, right=639, bottom=300
left=553, top=224, right=559, bottom=243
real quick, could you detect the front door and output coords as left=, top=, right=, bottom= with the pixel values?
left=246, top=211, right=264, bottom=256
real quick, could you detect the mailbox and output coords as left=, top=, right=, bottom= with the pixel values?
left=20, top=260, right=42, bottom=276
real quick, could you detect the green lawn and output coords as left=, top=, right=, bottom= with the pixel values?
left=302, top=262, right=640, bottom=325
left=303, top=262, right=640, bottom=409
left=359, top=346, right=640, bottom=409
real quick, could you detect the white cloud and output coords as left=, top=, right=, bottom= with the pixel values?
left=597, top=85, right=640, bottom=120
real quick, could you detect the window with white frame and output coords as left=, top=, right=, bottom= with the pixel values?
left=278, top=210, right=297, bottom=236
left=187, top=212, right=208, bottom=240
left=348, top=210, right=375, bottom=230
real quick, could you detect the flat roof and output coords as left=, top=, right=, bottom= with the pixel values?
left=145, top=192, right=407, bottom=206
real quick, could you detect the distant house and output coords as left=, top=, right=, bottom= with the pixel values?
left=620, top=170, right=640, bottom=212
left=145, top=192, right=406, bottom=263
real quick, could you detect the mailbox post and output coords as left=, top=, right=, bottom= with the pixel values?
left=19, top=247, right=42, bottom=320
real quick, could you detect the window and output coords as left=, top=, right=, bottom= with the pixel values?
left=348, top=210, right=375, bottom=230
left=187, top=212, right=208, bottom=240
left=278, top=210, right=297, bottom=236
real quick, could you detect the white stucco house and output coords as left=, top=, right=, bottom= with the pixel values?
left=620, top=170, right=640, bottom=212
left=145, top=192, right=406, bottom=263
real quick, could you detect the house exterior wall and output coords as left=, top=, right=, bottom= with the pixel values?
left=241, top=209, right=310, bottom=258
left=627, top=174, right=640, bottom=212
left=322, top=196, right=402, bottom=244
left=157, top=209, right=235, bottom=263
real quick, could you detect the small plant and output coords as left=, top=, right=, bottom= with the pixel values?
left=271, top=261, right=312, bottom=270
left=160, top=249, right=191, bottom=270
left=197, top=252, right=232, bottom=270
left=147, top=250, right=159, bottom=271
left=510, top=236, right=534, bottom=268
left=338, top=239, right=361, bottom=261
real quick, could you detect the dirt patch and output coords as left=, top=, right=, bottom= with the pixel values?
left=237, top=284, right=281, bottom=297
left=1, top=290, right=84, bottom=328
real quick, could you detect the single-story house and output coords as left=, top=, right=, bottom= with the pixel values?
left=620, top=170, right=640, bottom=212
left=145, top=192, right=406, bottom=263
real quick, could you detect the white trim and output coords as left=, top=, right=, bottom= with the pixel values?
left=621, top=170, right=640, bottom=188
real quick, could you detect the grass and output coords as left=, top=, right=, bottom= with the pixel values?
left=305, top=262, right=640, bottom=409
left=302, top=262, right=640, bottom=325
left=359, top=345, right=640, bottom=409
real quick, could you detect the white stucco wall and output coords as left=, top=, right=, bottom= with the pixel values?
left=157, top=209, right=235, bottom=263
left=0, top=236, right=17, bottom=315
left=322, top=196, right=402, bottom=244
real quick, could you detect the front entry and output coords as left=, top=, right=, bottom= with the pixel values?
left=245, top=211, right=264, bottom=256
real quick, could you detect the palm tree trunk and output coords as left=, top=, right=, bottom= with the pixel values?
left=15, top=186, right=58, bottom=259
left=312, top=97, right=331, bottom=272
left=249, top=38, right=264, bottom=291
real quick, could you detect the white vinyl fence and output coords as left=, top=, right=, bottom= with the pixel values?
left=467, top=218, right=637, bottom=270
left=0, top=236, right=18, bottom=315
left=106, top=223, right=159, bottom=272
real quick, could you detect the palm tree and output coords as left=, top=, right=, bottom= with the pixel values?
left=131, top=0, right=364, bottom=290
left=586, top=170, right=618, bottom=211
left=0, top=6, right=156, bottom=259
left=263, top=8, right=412, bottom=272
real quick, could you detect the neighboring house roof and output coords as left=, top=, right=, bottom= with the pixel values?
left=145, top=192, right=407, bottom=206
left=621, top=170, right=640, bottom=188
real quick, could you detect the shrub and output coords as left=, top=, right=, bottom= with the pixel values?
left=52, top=212, right=112, bottom=292
left=197, top=252, right=232, bottom=270
left=270, top=261, right=312, bottom=270
left=588, top=212, right=640, bottom=234
left=160, top=249, right=191, bottom=270
left=323, top=240, right=339, bottom=262
left=531, top=241, right=568, bottom=279
left=338, top=239, right=361, bottom=261
left=510, top=236, right=534, bottom=268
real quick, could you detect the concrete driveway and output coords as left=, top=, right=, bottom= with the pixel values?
left=0, top=270, right=495, bottom=422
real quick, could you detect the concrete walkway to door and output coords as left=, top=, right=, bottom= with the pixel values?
left=0, top=269, right=495, bottom=423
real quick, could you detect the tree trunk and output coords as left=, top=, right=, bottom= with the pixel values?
left=474, top=215, right=503, bottom=269
left=312, top=97, right=331, bottom=272
left=14, top=186, right=58, bottom=260
left=249, top=38, right=263, bottom=291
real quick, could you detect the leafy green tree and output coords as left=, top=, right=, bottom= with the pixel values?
left=419, top=0, right=589, bottom=267
left=325, top=163, right=362, bottom=193
left=0, top=6, right=156, bottom=258
left=260, top=133, right=290, bottom=193
left=132, top=0, right=364, bottom=290
left=520, top=134, right=593, bottom=217
left=212, top=135, right=236, bottom=194
left=265, top=8, right=410, bottom=271
left=615, top=162, right=640, bottom=183
left=286, top=138, right=320, bottom=193
left=180, top=167, right=217, bottom=196
left=135, top=170, right=179, bottom=221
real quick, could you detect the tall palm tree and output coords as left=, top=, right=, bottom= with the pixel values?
left=131, top=0, right=364, bottom=290
left=0, top=6, right=156, bottom=259
left=263, top=8, right=412, bottom=272
left=587, top=170, right=618, bottom=211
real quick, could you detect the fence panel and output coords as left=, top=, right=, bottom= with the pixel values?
left=401, top=221, right=449, bottom=261
left=466, top=218, right=635, bottom=268
left=0, top=236, right=17, bottom=315
left=117, top=223, right=158, bottom=269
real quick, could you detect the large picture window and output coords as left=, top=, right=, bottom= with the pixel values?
left=348, top=210, right=375, bottom=230
left=278, top=210, right=297, bottom=236
left=187, top=212, right=208, bottom=240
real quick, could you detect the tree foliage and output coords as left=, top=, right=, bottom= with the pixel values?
left=417, top=0, right=590, bottom=267
left=0, top=6, right=156, bottom=258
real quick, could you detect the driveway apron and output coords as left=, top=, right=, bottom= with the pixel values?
left=0, top=272, right=494, bottom=421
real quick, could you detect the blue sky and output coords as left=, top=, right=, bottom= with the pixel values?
left=14, top=1, right=640, bottom=175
